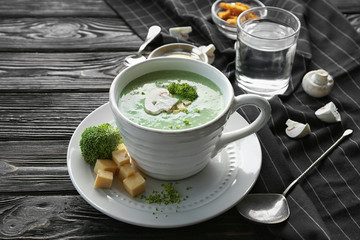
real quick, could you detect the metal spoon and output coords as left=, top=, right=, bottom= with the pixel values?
left=237, top=129, right=353, bottom=224
left=124, top=25, right=161, bottom=66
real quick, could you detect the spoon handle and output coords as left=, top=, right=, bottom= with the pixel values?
left=137, top=25, right=161, bottom=55
left=282, top=129, right=353, bottom=196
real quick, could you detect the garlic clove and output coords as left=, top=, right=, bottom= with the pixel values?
left=302, top=69, right=334, bottom=98
left=169, top=26, right=192, bottom=40
left=285, top=119, right=311, bottom=138
left=315, top=101, right=341, bottom=123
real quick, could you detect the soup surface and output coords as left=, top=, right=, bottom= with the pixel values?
left=118, top=70, right=225, bottom=130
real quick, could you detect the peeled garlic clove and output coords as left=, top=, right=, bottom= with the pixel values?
left=145, top=88, right=179, bottom=115
left=315, top=101, right=341, bottom=123
left=285, top=119, right=311, bottom=138
left=302, top=69, right=334, bottom=98
left=169, top=26, right=192, bottom=40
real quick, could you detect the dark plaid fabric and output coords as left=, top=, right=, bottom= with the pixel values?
left=328, top=0, right=360, bottom=13
left=105, top=0, right=360, bottom=239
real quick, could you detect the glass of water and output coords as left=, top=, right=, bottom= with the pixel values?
left=235, top=7, right=301, bottom=99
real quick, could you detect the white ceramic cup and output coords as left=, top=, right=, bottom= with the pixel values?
left=109, top=57, right=271, bottom=180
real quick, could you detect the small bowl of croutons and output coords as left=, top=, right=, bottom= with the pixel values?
left=211, top=0, right=265, bottom=40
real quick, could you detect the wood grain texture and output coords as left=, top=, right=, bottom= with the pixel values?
left=0, top=0, right=117, bottom=17
left=0, top=140, right=74, bottom=193
left=0, top=18, right=141, bottom=51
left=0, top=52, right=129, bottom=91
left=0, top=195, right=273, bottom=240
left=0, top=92, right=108, bottom=140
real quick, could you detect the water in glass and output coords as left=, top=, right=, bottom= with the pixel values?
left=236, top=19, right=297, bottom=98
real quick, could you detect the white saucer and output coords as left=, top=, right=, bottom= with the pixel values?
left=67, top=102, right=262, bottom=228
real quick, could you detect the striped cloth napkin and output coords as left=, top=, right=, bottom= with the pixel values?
left=105, top=0, right=360, bottom=239
left=328, top=0, right=360, bottom=13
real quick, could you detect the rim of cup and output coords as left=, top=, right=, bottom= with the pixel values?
left=109, top=57, right=234, bottom=134
left=237, top=6, right=301, bottom=40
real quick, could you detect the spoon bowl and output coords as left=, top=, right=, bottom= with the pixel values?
left=237, top=194, right=289, bottom=224
left=237, top=129, right=353, bottom=224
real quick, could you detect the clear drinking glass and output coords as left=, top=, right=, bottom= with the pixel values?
left=235, top=7, right=301, bottom=99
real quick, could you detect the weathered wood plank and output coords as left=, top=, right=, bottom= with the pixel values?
left=0, top=167, right=72, bottom=193
left=0, top=139, right=73, bottom=192
left=0, top=140, right=73, bottom=192
left=0, top=0, right=117, bottom=17
left=0, top=18, right=141, bottom=51
left=0, top=92, right=108, bottom=140
left=0, top=140, right=68, bottom=167
left=0, top=52, right=130, bottom=91
left=0, top=195, right=273, bottom=239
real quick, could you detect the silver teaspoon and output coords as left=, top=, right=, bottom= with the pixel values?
left=237, top=129, right=353, bottom=224
left=124, top=25, right=161, bottom=67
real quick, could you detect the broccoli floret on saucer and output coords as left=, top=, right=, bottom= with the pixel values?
left=79, top=123, right=122, bottom=165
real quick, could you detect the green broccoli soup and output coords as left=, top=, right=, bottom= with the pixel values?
left=118, top=70, right=225, bottom=130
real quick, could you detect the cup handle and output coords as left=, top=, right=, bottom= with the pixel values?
left=211, top=94, right=271, bottom=157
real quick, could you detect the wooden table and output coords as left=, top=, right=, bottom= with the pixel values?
left=1, top=1, right=358, bottom=239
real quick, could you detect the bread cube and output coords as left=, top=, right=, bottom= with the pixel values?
left=117, top=143, right=127, bottom=152
left=123, top=172, right=146, bottom=197
left=118, top=163, right=135, bottom=181
left=112, top=149, right=130, bottom=166
left=94, top=159, right=117, bottom=174
left=94, top=170, right=113, bottom=189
